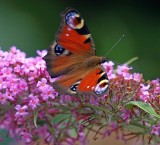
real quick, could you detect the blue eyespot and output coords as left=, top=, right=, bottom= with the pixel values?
left=65, top=11, right=77, bottom=23
left=70, top=84, right=78, bottom=92
left=54, top=44, right=64, bottom=56
left=65, top=11, right=79, bottom=29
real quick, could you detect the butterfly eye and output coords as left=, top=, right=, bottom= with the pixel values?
left=54, top=44, right=65, bottom=56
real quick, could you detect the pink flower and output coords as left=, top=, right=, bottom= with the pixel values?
left=133, top=73, right=142, bottom=82
left=139, top=84, right=150, bottom=102
left=9, top=83, right=20, bottom=96
left=37, top=50, right=47, bottom=58
left=89, top=95, right=100, bottom=106
left=21, top=60, right=35, bottom=75
left=123, top=73, right=133, bottom=80
left=5, top=92, right=15, bottom=102
left=116, top=65, right=133, bottom=80
left=35, top=60, right=46, bottom=70
left=102, top=61, right=114, bottom=71
left=14, top=64, right=21, bottom=73
left=79, top=131, right=87, bottom=145
left=117, top=65, right=132, bottom=75
left=15, top=105, right=28, bottom=118
left=0, top=93, right=7, bottom=104
left=37, top=78, right=49, bottom=92
left=40, top=86, right=57, bottom=101
left=102, top=61, right=116, bottom=79
left=21, top=131, right=32, bottom=143
left=121, top=109, right=131, bottom=123
left=28, top=94, right=40, bottom=109
left=140, top=84, right=150, bottom=91
left=1, top=67, right=13, bottom=78
left=36, top=125, right=49, bottom=139
left=60, top=95, right=72, bottom=103
left=0, top=77, right=3, bottom=89
left=152, top=79, right=160, bottom=94
left=151, top=123, right=160, bottom=136
left=18, top=79, right=28, bottom=91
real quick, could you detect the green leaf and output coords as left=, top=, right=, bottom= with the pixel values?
left=126, top=101, right=160, bottom=119
left=51, top=114, right=71, bottom=125
left=34, top=108, right=39, bottom=128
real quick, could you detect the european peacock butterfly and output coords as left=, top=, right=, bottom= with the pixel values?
left=43, top=8, right=109, bottom=96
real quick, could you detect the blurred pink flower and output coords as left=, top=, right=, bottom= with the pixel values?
left=15, top=105, right=28, bottom=118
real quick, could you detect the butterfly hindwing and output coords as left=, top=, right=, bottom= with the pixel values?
left=77, top=66, right=109, bottom=95
left=53, top=66, right=109, bottom=96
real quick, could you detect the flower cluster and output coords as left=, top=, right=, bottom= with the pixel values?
left=0, top=47, right=57, bottom=143
left=0, top=47, right=159, bottom=145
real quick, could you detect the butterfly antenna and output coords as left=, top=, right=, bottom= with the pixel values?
left=104, top=34, right=134, bottom=68
left=105, top=34, right=125, bottom=57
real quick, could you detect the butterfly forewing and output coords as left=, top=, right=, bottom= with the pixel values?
left=57, top=9, right=95, bottom=55
left=53, top=65, right=109, bottom=96
left=44, top=9, right=95, bottom=78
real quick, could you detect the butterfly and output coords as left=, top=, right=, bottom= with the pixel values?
left=43, top=8, right=109, bottom=96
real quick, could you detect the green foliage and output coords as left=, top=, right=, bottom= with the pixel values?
left=126, top=101, right=160, bottom=119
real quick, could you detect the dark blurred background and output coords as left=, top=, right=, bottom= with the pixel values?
left=0, top=0, right=160, bottom=144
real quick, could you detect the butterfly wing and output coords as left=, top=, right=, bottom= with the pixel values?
left=57, top=9, right=95, bottom=55
left=44, top=8, right=95, bottom=78
left=53, top=65, right=109, bottom=96
left=77, top=66, right=109, bottom=95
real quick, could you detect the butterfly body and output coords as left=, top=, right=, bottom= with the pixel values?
left=44, top=8, right=109, bottom=96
